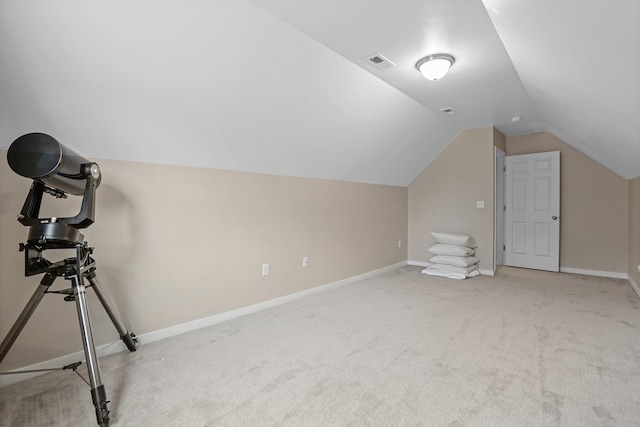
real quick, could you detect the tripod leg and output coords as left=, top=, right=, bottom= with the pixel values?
left=0, top=272, right=56, bottom=364
left=86, top=272, right=138, bottom=352
left=71, top=273, right=109, bottom=427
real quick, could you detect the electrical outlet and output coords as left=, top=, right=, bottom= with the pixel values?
left=302, top=257, right=309, bottom=267
left=476, top=200, right=485, bottom=208
left=398, top=240, right=402, bottom=248
left=637, top=264, right=640, bottom=273
left=262, top=263, right=270, bottom=276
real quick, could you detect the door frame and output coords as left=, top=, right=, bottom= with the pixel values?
left=494, top=147, right=506, bottom=270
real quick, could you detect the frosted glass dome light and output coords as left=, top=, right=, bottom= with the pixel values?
left=416, top=54, right=455, bottom=81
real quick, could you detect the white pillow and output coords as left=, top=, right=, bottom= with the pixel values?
left=429, top=255, right=479, bottom=267
left=429, top=243, right=475, bottom=256
left=422, top=266, right=480, bottom=279
left=428, top=263, right=479, bottom=274
left=431, top=232, right=478, bottom=248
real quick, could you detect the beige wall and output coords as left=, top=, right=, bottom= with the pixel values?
left=0, top=153, right=407, bottom=370
left=630, top=177, right=640, bottom=286
left=507, top=133, right=629, bottom=274
left=408, top=127, right=496, bottom=271
left=493, top=127, right=506, bottom=152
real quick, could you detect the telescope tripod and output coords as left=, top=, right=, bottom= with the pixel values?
left=0, top=240, right=138, bottom=427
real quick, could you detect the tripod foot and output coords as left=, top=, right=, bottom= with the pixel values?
left=91, top=385, right=110, bottom=427
left=121, top=332, right=139, bottom=352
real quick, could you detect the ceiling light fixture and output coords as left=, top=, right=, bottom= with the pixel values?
left=415, top=53, right=455, bottom=81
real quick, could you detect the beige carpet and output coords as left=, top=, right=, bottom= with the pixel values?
left=1, top=265, right=639, bottom=426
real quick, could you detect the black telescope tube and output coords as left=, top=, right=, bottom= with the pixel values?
left=7, top=133, right=99, bottom=195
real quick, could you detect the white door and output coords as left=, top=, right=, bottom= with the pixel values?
left=505, top=151, right=560, bottom=272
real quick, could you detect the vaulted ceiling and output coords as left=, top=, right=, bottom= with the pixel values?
left=0, top=0, right=638, bottom=186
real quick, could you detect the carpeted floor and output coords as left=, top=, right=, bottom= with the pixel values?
left=1, top=265, right=639, bottom=426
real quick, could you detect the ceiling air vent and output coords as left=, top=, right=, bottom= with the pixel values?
left=440, top=107, right=455, bottom=114
left=365, top=53, right=395, bottom=70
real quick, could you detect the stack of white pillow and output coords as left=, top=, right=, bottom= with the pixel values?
left=422, top=231, right=480, bottom=279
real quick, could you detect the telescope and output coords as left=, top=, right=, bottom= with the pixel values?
left=8, top=132, right=101, bottom=197
left=1, top=133, right=137, bottom=427
left=7, top=133, right=101, bottom=249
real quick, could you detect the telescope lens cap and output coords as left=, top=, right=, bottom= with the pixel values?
left=7, top=133, right=63, bottom=179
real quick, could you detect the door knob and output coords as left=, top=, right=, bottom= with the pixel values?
left=552, top=216, right=558, bottom=220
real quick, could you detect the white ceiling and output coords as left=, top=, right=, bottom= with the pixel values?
left=0, top=0, right=638, bottom=185
left=248, top=0, right=544, bottom=136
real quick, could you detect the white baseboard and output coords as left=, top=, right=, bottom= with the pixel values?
left=560, top=267, right=628, bottom=280
left=0, top=261, right=406, bottom=387
left=479, top=269, right=495, bottom=276
left=136, top=261, right=407, bottom=346
left=629, top=276, right=640, bottom=299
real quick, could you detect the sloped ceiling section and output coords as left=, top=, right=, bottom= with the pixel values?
left=483, top=0, right=640, bottom=179
left=0, top=0, right=456, bottom=186
left=248, top=0, right=545, bottom=137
